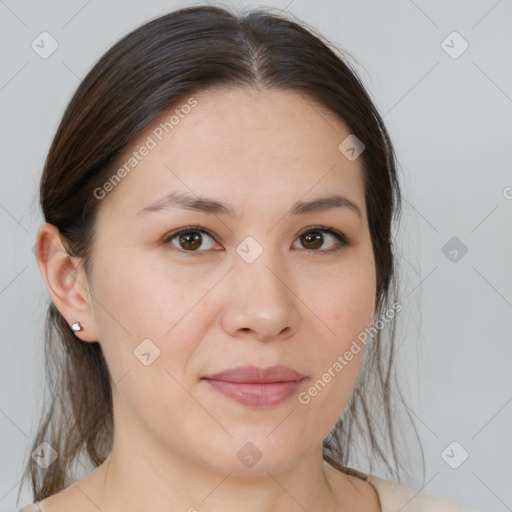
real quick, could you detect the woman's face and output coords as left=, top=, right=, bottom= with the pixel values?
left=85, top=87, right=376, bottom=475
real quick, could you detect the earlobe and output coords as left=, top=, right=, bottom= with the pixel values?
left=34, top=222, right=99, bottom=342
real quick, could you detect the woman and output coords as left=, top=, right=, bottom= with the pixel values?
left=19, top=5, right=469, bottom=511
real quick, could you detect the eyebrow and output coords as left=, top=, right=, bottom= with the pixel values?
left=137, top=191, right=363, bottom=221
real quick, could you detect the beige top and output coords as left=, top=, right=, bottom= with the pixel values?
left=366, top=474, right=471, bottom=511
left=19, top=469, right=471, bottom=512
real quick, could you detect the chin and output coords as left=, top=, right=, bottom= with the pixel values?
left=200, top=437, right=308, bottom=477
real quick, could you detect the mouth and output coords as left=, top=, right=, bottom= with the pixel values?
left=201, top=365, right=306, bottom=408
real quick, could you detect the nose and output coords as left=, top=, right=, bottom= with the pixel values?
left=220, top=255, right=301, bottom=342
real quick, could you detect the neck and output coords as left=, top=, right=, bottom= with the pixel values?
left=91, top=443, right=348, bottom=512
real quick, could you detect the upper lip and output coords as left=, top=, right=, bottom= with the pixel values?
left=202, top=365, right=305, bottom=383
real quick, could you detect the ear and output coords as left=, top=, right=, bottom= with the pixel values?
left=35, top=222, right=99, bottom=342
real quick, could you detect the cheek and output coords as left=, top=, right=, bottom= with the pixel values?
left=298, top=279, right=371, bottom=426
left=90, top=247, right=200, bottom=337
left=300, top=255, right=375, bottom=410
left=310, top=255, right=376, bottom=344
left=87, top=251, right=200, bottom=383
left=88, top=255, right=205, bottom=434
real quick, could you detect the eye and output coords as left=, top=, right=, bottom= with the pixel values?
left=163, top=225, right=350, bottom=255
left=291, top=227, right=349, bottom=253
left=164, top=227, right=220, bottom=254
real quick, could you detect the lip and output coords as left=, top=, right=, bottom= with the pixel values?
left=203, top=365, right=305, bottom=383
left=202, top=365, right=306, bottom=408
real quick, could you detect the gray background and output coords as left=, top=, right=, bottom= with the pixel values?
left=1, top=1, right=511, bottom=511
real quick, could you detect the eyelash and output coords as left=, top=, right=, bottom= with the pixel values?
left=162, top=225, right=351, bottom=256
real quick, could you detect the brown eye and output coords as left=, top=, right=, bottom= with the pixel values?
left=179, top=231, right=202, bottom=251
left=300, top=231, right=324, bottom=250
left=165, top=228, right=218, bottom=253
left=292, top=227, right=348, bottom=253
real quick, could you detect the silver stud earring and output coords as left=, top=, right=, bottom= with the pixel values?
left=71, top=322, right=83, bottom=332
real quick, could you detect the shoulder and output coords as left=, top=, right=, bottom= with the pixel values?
left=366, top=474, right=471, bottom=512
left=18, top=503, right=42, bottom=512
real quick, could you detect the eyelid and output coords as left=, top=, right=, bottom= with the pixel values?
left=163, top=224, right=351, bottom=255
left=163, top=226, right=221, bottom=255
left=294, top=225, right=351, bottom=252
left=296, top=225, right=349, bottom=243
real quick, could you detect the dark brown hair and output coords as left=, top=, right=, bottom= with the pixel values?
left=20, top=4, right=421, bottom=503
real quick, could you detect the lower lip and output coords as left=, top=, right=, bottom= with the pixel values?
left=204, top=378, right=305, bottom=408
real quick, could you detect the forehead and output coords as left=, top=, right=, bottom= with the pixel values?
left=99, top=87, right=366, bottom=220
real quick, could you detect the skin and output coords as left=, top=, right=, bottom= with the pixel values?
left=36, top=87, right=381, bottom=511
